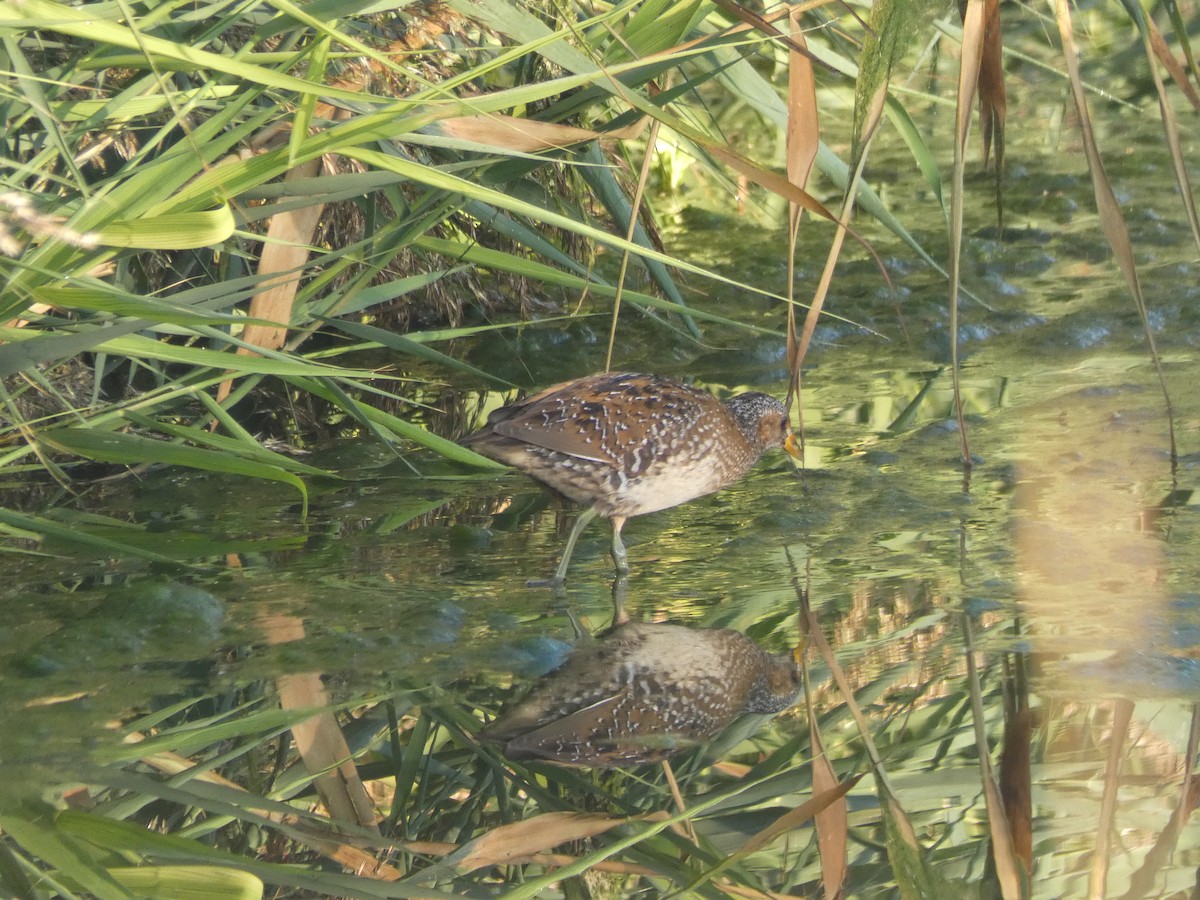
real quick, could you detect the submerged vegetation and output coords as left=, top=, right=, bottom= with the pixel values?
left=1, top=0, right=1199, bottom=894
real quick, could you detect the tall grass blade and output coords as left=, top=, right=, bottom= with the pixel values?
left=1160, top=0, right=1200, bottom=89
left=0, top=322, right=143, bottom=380
left=1052, top=0, right=1178, bottom=464
left=794, top=84, right=888, bottom=419
left=949, top=0, right=987, bottom=467
left=961, top=615, right=1025, bottom=899
left=37, top=428, right=310, bottom=516
left=1119, top=1, right=1200, bottom=255
left=603, top=122, right=664, bottom=370
left=0, top=507, right=196, bottom=565
left=1087, top=699, right=1134, bottom=899
left=999, top=651, right=1033, bottom=872
left=976, top=0, right=1006, bottom=173
left=784, top=11, right=818, bottom=414
left=886, top=97, right=946, bottom=215
left=1144, top=16, right=1200, bottom=110
left=290, top=34, right=331, bottom=168
left=318, top=317, right=512, bottom=387
left=1, top=0, right=378, bottom=103
left=576, top=141, right=699, bottom=334
left=788, top=548, right=938, bottom=890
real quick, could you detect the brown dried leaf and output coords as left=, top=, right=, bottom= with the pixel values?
left=455, top=811, right=647, bottom=872
left=786, top=12, right=818, bottom=194
left=977, top=0, right=1006, bottom=170
left=434, top=114, right=647, bottom=153
left=810, top=720, right=848, bottom=898
left=1141, top=25, right=1200, bottom=255
left=962, top=617, right=1025, bottom=900
left=736, top=776, right=861, bottom=857
left=794, top=83, right=886, bottom=380
left=705, top=142, right=831, bottom=222
left=947, top=0, right=987, bottom=465
left=785, top=11, right=818, bottom=409
left=1147, top=16, right=1200, bottom=111
left=999, top=669, right=1033, bottom=869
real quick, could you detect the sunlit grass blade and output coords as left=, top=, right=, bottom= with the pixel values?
left=92, top=204, right=235, bottom=249
left=1, top=0, right=381, bottom=104
left=0, top=321, right=146, bottom=379
left=107, top=865, right=263, bottom=900
left=77, top=331, right=373, bottom=377
left=0, top=811, right=132, bottom=900
left=28, top=285, right=276, bottom=329
left=886, top=96, right=946, bottom=215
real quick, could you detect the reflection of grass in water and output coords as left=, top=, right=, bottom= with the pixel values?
left=2, top=590, right=1197, bottom=898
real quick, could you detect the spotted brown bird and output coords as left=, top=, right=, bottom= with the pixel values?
left=463, top=373, right=801, bottom=585
left=479, top=623, right=801, bottom=767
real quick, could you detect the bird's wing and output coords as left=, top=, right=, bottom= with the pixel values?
left=488, top=374, right=710, bottom=465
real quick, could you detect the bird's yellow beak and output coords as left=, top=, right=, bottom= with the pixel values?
left=783, top=432, right=802, bottom=461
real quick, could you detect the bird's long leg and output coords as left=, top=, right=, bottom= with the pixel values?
left=529, top=507, right=599, bottom=588
left=610, top=515, right=629, bottom=575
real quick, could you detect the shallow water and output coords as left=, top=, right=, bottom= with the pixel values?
left=3, top=92, right=1200, bottom=896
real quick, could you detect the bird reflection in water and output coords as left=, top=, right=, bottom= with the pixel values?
left=481, top=606, right=801, bottom=768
